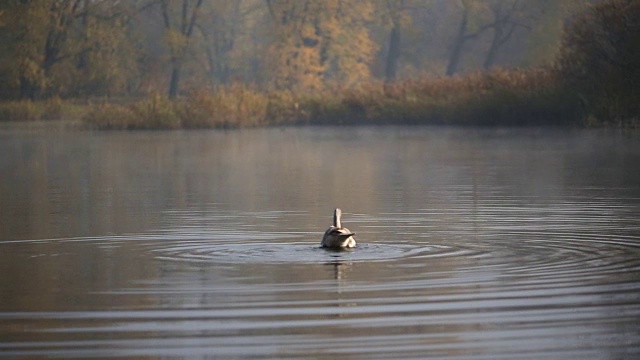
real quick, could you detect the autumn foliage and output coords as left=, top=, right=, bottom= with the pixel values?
left=0, top=0, right=637, bottom=128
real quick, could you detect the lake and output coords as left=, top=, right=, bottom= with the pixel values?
left=1, top=125, right=639, bottom=359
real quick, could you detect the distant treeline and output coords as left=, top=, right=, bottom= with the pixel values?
left=0, top=0, right=575, bottom=99
left=0, top=0, right=637, bottom=128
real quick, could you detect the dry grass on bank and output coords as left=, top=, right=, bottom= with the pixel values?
left=0, top=67, right=633, bottom=129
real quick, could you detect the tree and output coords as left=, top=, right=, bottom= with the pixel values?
left=522, top=0, right=590, bottom=67
left=0, top=0, right=141, bottom=99
left=482, top=0, right=526, bottom=69
left=195, top=0, right=266, bottom=87
left=197, top=1, right=240, bottom=87
left=445, top=0, right=494, bottom=76
left=265, top=0, right=377, bottom=91
left=444, top=0, right=552, bottom=75
left=2, top=1, right=83, bottom=98
left=67, top=1, right=144, bottom=97
left=558, top=0, right=640, bottom=121
left=160, top=0, right=204, bottom=98
left=380, top=0, right=409, bottom=82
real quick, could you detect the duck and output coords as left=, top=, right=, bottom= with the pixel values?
left=321, top=208, right=356, bottom=248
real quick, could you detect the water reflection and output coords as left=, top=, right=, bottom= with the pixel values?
left=1, top=126, right=639, bottom=358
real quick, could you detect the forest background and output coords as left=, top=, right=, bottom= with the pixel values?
left=0, top=0, right=637, bottom=128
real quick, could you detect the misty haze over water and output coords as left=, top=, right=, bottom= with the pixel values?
left=1, top=125, right=639, bottom=358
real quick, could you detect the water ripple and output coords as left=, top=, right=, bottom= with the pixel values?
left=2, top=204, right=639, bottom=359
left=150, top=239, right=465, bottom=264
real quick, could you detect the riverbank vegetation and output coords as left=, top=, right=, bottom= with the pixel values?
left=0, top=0, right=637, bottom=128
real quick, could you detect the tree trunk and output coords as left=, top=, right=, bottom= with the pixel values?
left=484, top=1, right=523, bottom=69
left=483, top=28, right=503, bottom=69
left=168, top=64, right=181, bottom=98
left=161, top=0, right=203, bottom=98
left=385, top=24, right=401, bottom=82
left=76, top=0, right=91, bottom=71
left=446, top=8, right=468, bottom=76
left=19, top=76, right=39, bottom=100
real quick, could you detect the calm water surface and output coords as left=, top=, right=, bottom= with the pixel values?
left=1, top=125, right=639, bottom=359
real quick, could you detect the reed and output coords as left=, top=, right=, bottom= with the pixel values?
left=0, top=97, right=85, bottom=122
left=0, top=100, right=40, bottom=121
left=83, top=84, right=287, bottom=129
left=297, top=67, right=581, bottom=126
left=82, top=103, right=137, bottom=129
left=178, top=85, right=275, bottom=128
left=131, top=94, right=180, bottom=129
left=5, top=66, right=629, bottom=129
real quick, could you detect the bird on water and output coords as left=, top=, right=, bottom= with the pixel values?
left=321, top=208, right=356, bottom=248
